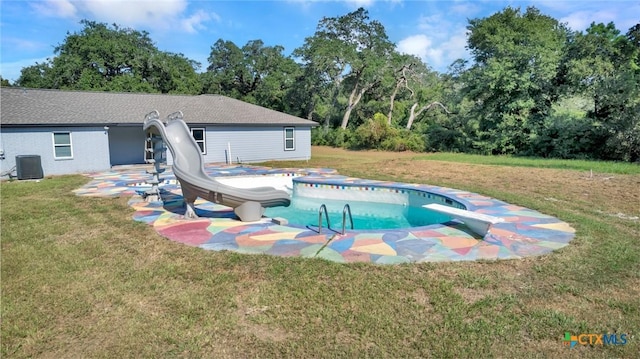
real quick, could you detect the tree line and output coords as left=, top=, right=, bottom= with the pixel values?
left=7, top=8, right=640, bottom=162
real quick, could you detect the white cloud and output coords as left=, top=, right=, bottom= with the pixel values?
left=28, top=0, right=221, bottom=35
left=560, top=8, right=640, bottom=32
left=439, top=28, right=468, bottom=61
left=559, top=11, right=592, bottom=31
left=30, top=0, right=77, bottom=18
left=1, top=37, right=47, bottom=52
left=397, top=34, right=431, bottom=59
left=346, top=0, right=375, bottom=7
left=560, top=10, right=617, bottom=31
left=181, top=10, right=218, bottom=33
left=78, top=0, right=187, bottom=29
left=533, top=2, right=639, bottom=33
left=449, top=2, right=480, bottom=17
left=418, top=13, right=448, bottom=33
left=397, top=26, right=469, bottom=71
left=405, top=11, right=470, bottom=71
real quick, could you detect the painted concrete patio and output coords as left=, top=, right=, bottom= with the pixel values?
left=73, top=164, right=575, bottom=264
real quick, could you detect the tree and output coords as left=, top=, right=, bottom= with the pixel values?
left=464, top=6, right=569, bottom=154
left=285, top=63, right=331, bottom=122
left=407, top=101, right=452, bottom=130
left=560, top=22, right=640, bottom=161
left=385, top=53, right=428, bottom=126
left=15, top=62, right=54, bottom=89
left=627, top=23, right=640, bottom=71
left=16, top=20, right=201, bottom=94
left=202, top=39, right=245, bottom=97
left=294, top=8, right=395, bottom=129
left=203, top=39, right=300, bottom=110
left=398, top=59, right=447, bottom=130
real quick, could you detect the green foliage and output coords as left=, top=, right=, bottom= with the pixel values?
left=311, top=127, right=354, bottom=148
left=294, top=8, right=395, bottom=129
left=312, top=113, right=425, bottom=152
left=203, top=39, right=300, bottom=111
left=380, top=131, right=425, bottom=152
left=558, top=21, right=640, bottom=161
left=16, top=20, right=201, bottom=94
left=16, top=62, right=54, bottom=88
left=425, top=125, right=467, bottom=153
left=465, top=6, right=569, bottom=155
left=8, top=9, right=639, bottom=162
left=0, top=76, right=12, bottom=87
left=353, top=113, right=393, bottom=148
left=530, top=112, right=608, bottom=159
left=460, top=9, right=639, bottom=162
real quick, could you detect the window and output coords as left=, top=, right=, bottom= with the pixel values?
left=53, top=132, right=73, bottom=159
left=284, top=127, right=295, bottom=151
left=190, top=128, right=206, bottom=154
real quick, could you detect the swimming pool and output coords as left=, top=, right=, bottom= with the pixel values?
left=264, top=196, right=452, bottom=230
left=215, top=174, right=456, bottom=230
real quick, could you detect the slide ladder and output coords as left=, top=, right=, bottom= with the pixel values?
left=143, top=126, right=167, bottom=202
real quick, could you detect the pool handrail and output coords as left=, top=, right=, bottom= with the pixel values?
left=318, top=204, right=330, bottom=234
left=342, top=204, right=353, bottom=235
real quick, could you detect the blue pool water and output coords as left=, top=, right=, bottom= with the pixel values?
left=263, top=196, right=452, bottom=230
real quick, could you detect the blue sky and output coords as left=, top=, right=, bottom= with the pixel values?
left=1, top=0, right=638, bottom=82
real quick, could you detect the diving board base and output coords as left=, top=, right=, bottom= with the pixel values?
left=424, top=203, right=505, bottom=237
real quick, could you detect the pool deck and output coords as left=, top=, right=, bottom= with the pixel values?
left=74, top=164, right=576, bottom=264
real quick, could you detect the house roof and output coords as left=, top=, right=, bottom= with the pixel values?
left=0, top=88, right=318, bottom=127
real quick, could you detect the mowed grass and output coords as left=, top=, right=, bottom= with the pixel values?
left=414, top=152, right=640, bottom=174
left=2, top=147, right=639, bottom=358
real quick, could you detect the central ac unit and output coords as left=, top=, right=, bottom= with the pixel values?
left=15, top=155, right=44, bottom=180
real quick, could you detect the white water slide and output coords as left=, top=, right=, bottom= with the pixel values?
left=143, top=111, right=291, bottom=221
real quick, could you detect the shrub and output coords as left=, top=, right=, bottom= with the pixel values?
left=352, top=113, right=393, bottom=149
left=311, top=127, right=354, bottom=148
left=381, top=130, right=425, bottom=152
left=529, top=113, right=609, bottom=159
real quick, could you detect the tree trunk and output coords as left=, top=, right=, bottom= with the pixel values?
left=306, top=98, right=315, bottom=121
left=341, top=83, right=369, bottom=129
left=327, top=80, right=341, bottom=129
left=406, top=103, right=419, bottom=130
left=406, top=101, right=452, bottom=130
left=387, top=82, right=400, bottom=125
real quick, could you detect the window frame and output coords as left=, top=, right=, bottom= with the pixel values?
left=52, top=131, right=73, bottom=160
left=190, top=127, right=206, bottom=155
left=284, top=127, right=295, bottom=151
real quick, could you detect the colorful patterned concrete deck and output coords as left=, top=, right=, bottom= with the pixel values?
left=74, top=164, right=575, bottom=264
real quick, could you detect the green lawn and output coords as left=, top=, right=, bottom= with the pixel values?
left=414, top=152, right=640, bottom=174
left=2, top=148, right=639, bottom=358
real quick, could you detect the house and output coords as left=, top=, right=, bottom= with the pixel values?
left=0, top=88, right=317, bottom=177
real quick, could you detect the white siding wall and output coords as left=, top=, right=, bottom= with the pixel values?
left=0, top=127, right=111, bottom=176
left=166, top=126, right=312, bottom=165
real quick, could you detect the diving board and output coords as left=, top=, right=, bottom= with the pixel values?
left=424, top=203, right=505, bottom=237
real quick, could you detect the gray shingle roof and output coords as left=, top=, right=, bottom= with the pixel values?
left=0, top=88, right=318, bottom=127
